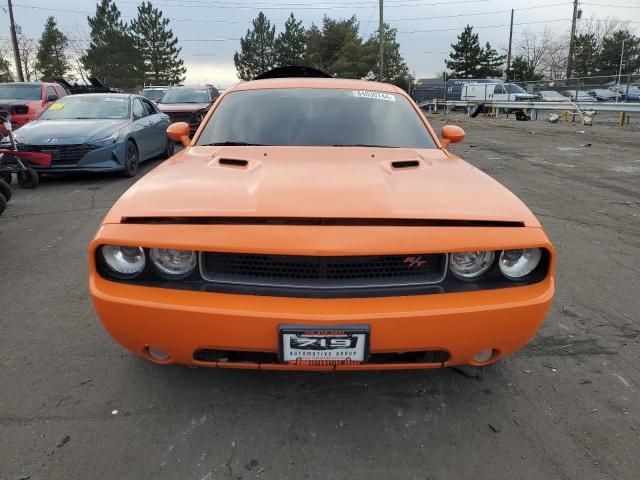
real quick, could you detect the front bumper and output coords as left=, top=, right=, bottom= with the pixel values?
left=89, top=223, right=555, bottom=371
left=90, top=273, right=554, bottom=370
left=29, top=142, right=126, bottom=173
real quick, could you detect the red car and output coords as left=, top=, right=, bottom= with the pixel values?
left=0, top=82, right=68, bottom=135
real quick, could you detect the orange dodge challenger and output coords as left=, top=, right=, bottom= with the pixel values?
left=89, top=71, right=555, bottom=371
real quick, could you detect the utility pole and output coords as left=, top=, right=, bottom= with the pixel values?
left=616, top=38, right=625, bottom=93
left=566, top=0, right=578, bottom=79
left=378, top=0, right=384, bottom=82
left=7, top=0, right=24, bottom=81
left=506, top=9, right=514, bottom=81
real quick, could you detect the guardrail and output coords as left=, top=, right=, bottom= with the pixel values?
left=417, top=99, right=640, bottom=113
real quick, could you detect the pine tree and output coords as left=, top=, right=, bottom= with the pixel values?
left=233, top=12, right=276, bottom=80
left=365, top=24, right=410, bottom=87
left=571, top=33, right=598, bottom=77
left=318, top=16, right=362, bottom=75
left=275, top=13, right=306, bottom=67
left=508, top=55, right=543, bottom=82
left=82, top=0, right=143, bottom=89
left=478, top=41, right=504, bottom=78
left=131, top=1, right=186, bottom=85
left=304, top=24, right=323, bottom=69
left=446, top=25, right=483, bottom=78
left=35, top=17, right=69, bottom=81
left=597, top=30, right=640, bottom=75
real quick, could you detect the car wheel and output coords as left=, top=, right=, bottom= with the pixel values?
left=0, top=193, right=6, bottom=215
left=164, top=138, right=175, bottom=159
left=0, top=179, right=11, bottom=202
left=121, top=141, right=139, bottom=178
left=0, top=172, right=11, bottom=185
left=17, top=168, right=39, bottom=188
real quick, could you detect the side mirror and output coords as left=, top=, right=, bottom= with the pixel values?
left=441, top=125, right=465, bottom=149
left=47, top=94, right=59, bottom=102
left=167, top=122, right=191, bottom=147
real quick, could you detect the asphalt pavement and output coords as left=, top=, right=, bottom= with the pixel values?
left=1, top=116, right=639, bottom=480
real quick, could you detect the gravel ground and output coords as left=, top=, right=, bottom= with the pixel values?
left=1, top=115, right=638, bottom=480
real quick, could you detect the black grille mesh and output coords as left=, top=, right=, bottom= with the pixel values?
left=202, top=252, right=445, bottom=289
left=19, top=144, right=99, bottom=165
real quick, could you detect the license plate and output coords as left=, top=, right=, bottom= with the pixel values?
left=279, top=325, right=369, bottom=364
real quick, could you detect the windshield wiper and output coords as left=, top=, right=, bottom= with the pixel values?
left=332, top=144, right=395, bottom=148
left=203, top=141, right=271, bottom=146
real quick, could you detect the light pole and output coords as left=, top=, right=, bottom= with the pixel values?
left=378, top=0, right=384, bottom=82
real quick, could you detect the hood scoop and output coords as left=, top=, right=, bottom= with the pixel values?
left=391, top=160, right=420, bottom=169
left=219, top=158, right=249, bottom=168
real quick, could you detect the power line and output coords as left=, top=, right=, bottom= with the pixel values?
left=581, top=2, right=640, bottom=8
left=389, top=2, right=570, bottom=22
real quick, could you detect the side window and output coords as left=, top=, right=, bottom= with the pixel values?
left=45, top=86, right=57, bottom=100
left=494, top=85, right=506, bottom=95
left=55, top=85, right=67, bottom=98
left=132, top=99, right=146, bottom=120
left=208, top=87, right=219, bottom=101
left=141, top=99, right=156, bottom=116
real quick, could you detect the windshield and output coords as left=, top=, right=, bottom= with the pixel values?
left=504, top=84, right=527, bottom=94
left=542, top=91, right=563, bottom=98
left=141, top=89, right=167, bottom=101
left=197, top=88, right=435, bottom=148
left=161, top=88, right=209, bottom=104
left=0, top=84, right=41, bottom=100
left=40, top=95, right=130, bottom=120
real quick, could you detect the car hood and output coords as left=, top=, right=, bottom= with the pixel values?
left=13, top=119, right=130, bottom=144
left=158, top=103, right=210, bottom=112
left=105, top=147, right=540, bottom=227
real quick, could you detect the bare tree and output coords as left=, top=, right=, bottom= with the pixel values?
left=541, top=35, right=569, bottom=80
left=64, top=25, right=91, bottom=82
left=18, top=35, right=39, bottom=81
left=517, top=28, right=554, bottom=74
left=577, top=17, right=630, bottom=51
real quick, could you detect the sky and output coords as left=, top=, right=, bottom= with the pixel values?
left=2, top=0, right=639, bottom=87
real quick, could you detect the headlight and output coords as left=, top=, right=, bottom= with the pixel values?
left=90, top=130, right=119, bottom=146
left=100, top=245, right=145, bottom=278
left=449, top=251, right=495, bottom=279
left=499, top=248, right=542, bottom=279
left=150, top=248, right=197, bottom=279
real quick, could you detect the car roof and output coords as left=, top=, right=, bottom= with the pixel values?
left=225, top=77, right=405, bottom=94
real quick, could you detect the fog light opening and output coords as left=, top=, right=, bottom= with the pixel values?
left=146, top=346, right=170, bottom=362
left=472, top=348, right=498, bottom=364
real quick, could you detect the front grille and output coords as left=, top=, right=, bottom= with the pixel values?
left=12, top=105, right=28, bottom=115
left=193, top=348, right=449, bottom=365
left=201, top=252, right=446, bottom=290
left=166, top=112, right=194, bottom=123
left=18, top=144, right=99, bottom=165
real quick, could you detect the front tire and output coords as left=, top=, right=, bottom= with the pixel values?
left=0, top=193, right=6, bottom=215
left=17, top=168, right=39, bottom=188
left=0, top=172, right=11, bottom=185
left=120, top=141, right=139, bottom=178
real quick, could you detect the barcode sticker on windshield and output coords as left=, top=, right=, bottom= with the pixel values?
left=104, top=97, right=126, bottom=102
left=352, top=90, right=396, bottom=102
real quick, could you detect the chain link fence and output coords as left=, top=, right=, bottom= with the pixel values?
left=412, top=74, right=640, bottom=126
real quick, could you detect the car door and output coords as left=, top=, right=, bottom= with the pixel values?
left=131, top=97, right=154, bottom=159
left=141, top=98, right=169, bottom=156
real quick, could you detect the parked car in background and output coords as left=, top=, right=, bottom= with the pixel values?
left=587, top=89, right=621, bottom=102
left=141, top=85, right=169, bottom=102
left=157, top=85, right=220, bottom=134
left=562, top=90, right=597, bottom=103
left=13, top=94, right=172, bottom=177
left=89, top=73, right=555, bottom=371
left=537, top=90, right=570, bottom=102
left=609, top=85, right=640, bottom=102
left=0, top=82, right=67, bottom=135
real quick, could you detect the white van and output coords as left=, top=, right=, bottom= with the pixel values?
left=461, top=83, right=537, bottom=102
